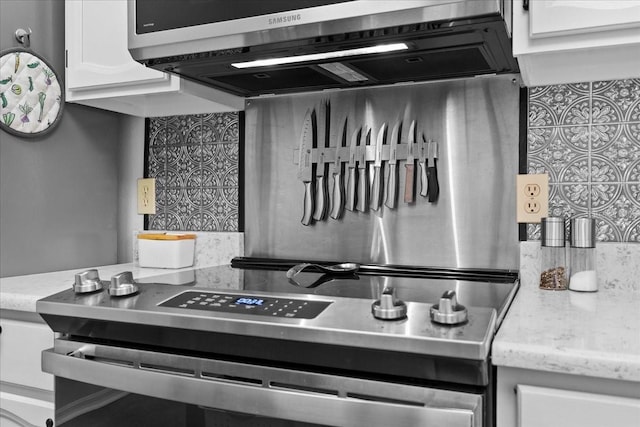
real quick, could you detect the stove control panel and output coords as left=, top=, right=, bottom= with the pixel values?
left=159, top=291, right=331, bottom=319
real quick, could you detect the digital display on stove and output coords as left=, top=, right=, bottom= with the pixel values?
left=235, top=297, right=264, bottom=306
left=159, top=291, right=331, bottom=319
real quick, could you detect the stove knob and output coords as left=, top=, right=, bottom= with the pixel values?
left=430, top=290, right=468, bottom=325
left=73, top=269, right=104, bottom=294
left=108, top=271, right=139, bottom=297
left=371, top=286, right=407, bottom=320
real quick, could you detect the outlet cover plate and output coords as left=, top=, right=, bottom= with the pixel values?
left=137, top=178, right=156, bottom=215
left=516, top=173, right=548, bottom=223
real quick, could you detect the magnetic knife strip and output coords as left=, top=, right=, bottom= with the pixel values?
left=293, top=142, right=438, bottom=168
left=293, top=124, right=440, bottom=226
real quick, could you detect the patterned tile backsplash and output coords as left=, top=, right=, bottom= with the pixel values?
left=146, top=112, right=240, bottom=232
left=527, top=78, right=640, bottom=242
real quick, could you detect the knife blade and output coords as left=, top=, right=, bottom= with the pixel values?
left=427, top=139, right=440, bottom=203
left=404, top=120, right=416, bottom=203
left=385, top=121, right=401, bottom=209
left=298, top=109, right=317, bottom=226
left=370, top=123, right=387, bottom=211
left=419, top=133, right=428, bottom=197
left=355, top=126, right=370, bottom=213
left=313, top=100, right=330, bottom=221
left=345, top=126, right=361, bottom=212
left=330, top=117, right=348, bottom=220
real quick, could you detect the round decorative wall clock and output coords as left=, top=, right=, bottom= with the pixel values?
left=0, top=47, right=64, bottom=137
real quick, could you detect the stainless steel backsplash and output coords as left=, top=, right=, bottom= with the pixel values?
left=244, top=75, right=521, bottom=269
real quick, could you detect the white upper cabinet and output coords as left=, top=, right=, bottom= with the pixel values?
left=513, top=0, right=640, bottom=86
left=65, top=0, right=244, bottom=116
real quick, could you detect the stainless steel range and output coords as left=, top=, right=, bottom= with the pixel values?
left=39, top=73, right=521, bottom=426
left=38, top=258, right=518, bottom=427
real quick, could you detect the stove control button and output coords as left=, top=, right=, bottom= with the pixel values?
left=371, top=286, right=407, bottom=320
left=108, top=271, right=139, bottom=297
left=430, top=290, right=468, bottom=325
left=73, top=269, right=104, bottom=294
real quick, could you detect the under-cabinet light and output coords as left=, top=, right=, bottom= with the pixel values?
left=231, top=43, right=409, bottom=69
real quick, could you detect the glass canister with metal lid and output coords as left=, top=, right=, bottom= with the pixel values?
left=569, top=217, right=597, bottom=292
left=539, top=217, right=568, bottom=290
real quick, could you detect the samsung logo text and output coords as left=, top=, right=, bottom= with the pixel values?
left=268, top=14, right=301, bottom=26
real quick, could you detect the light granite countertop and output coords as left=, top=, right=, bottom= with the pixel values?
left=0, top=263, right=209, bottom=314
left=4, top=240, right=638, bottom=384
left=1, top=231, right=243, bottom=315
left=492, top=242, right=640, bottom=382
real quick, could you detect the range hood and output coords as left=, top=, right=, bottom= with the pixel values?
left=128, top=0, right=518, bottom=97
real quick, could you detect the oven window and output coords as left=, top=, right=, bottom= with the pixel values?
left=136, top=0, right=355, bottom=34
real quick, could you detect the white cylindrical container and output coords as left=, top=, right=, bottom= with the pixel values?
left=569, top=218, right=597, bottom=292
left=539, top=217, right=568, bottom=291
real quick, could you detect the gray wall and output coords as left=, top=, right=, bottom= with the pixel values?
left=117, top=115, right=145, bottom=264
left=1, top=0, right=122, bottom=277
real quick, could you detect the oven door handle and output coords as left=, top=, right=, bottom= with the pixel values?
left=43, top=347, right=482, bottom=427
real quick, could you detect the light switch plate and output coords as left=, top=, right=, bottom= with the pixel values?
left=137, top=178, right=156, bottom=215
left=516, top=174, right=548, bottom=223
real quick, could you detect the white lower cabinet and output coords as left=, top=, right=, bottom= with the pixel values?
left=517, top=384, right=640, bottom=427
left=1, top=392, right=54, bottom=427
left=0, top=318, right=54, bottom=427
left=497, top=367, right=640, bottom=427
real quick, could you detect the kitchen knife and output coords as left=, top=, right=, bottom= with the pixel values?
left=370, top=123, right=387, bottom=211
left=419, top=133, right=428, bottom=197
left=385, top=121, right=401, bottom=209
left=330, top=117, right=348, bottom=220
left=298, top=109, right=317, bottom=226
left=355, top=126, right=370, bottom=213
left=404, top=120, right=416, bottom=203
left=427, top=140, right=440, bottom=202
left=345, top=126, right=361, bottom=212
left=313, top=100, right=330, bottom=221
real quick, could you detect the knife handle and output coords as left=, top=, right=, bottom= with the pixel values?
left=419, top=160, right=428, bottom=197
left=356, top=167, right=369, bottom=213
left=385, top=164, right=398, bottom=209
left=428, top=160, right=440, bottom=203
left=330, top=171, right=345, bottom=220
left=371, top=166, right=383, bottom=211
left=313, top=173, right=328, bottom=221
left=301, top=181, right=315, bottom=226
left=346, top=167, right=357, bottom=211
left=404, top=163, right=415, bottom=203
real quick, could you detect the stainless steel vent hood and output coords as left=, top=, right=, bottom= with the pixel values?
left=128, top=0, right=518, bottom=97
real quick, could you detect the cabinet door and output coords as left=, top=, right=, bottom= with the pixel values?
left=0, top=319, right=54, bottom=391
left=529, top=1, right=640, bottom=38
left=1, top=391, right=54, bottom=427
left=66, top=0, right=169, bottom=90
left=517, top=384, right=640, bottom=427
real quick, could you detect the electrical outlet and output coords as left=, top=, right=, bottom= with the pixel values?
left=525, top=200, right=541, bottom=214
left=137, top=178, right=156, bottom=215
left=525, top=184, right=541, bottom=198
left=516, top=173, right=548, bottom=223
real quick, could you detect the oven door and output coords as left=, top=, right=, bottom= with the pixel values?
left=43, top=338, right=483, bottom=427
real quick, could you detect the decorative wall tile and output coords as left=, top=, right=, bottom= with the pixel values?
left=529, top=83, right=590, bottom=127
left=593, top=79, right=640, bottom=122
left=558, top=156, right=589, bottom=183
left=555, top=183, right=590, bottom=214
left=527, top=78, right=640, bottom=243
left=146, top=112, right=240, bottom=232
left=591, top=123, right=622, bottom=148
